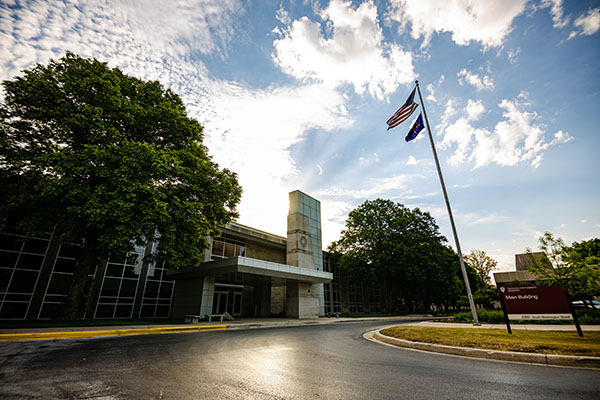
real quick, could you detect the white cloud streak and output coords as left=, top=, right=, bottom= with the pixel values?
left=569, top=8, right=600, bottom=39
left=273, top=0, right=416, bottom=100
left=457, top=68, right=494, bottom=90
left=440, top=94, right=572, bottom=169
left=387, top=0, right=527, bottom=48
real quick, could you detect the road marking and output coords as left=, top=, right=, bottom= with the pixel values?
left=0, top=325, right=227, bottom=342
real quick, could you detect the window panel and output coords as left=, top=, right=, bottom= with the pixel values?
left=53, top=257, right=76, bottom=274
left=119, top=279, right=138, bottom=298
left=0, top=251, right=19, bottom=269
left=22, top=238, right=49, bottom=255
left=0, top=234, right=25, bottom=252
left=47, top=273, right=72, bottom=295
left=16, top=253, right=44, bottom=271
left=8, top=270, right=38, bottom=293
left=0, top=302, right=28, bottom=319
left=106, top=263, right=124, bottom=278
left=100, top=277, right=121, bottom=297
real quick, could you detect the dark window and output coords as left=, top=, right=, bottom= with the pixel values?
left=100, top=277, right=121, bottom=297
left=47, top=273, right=72, bottom=295
left=0, top=251, right=19, bottom=269
left=8, top=270, right=39, bottom=293
left=0, top=233, right=25, bottom=252
left=115, top=304, right=133, bottom=318
left=119, top=279, right=138, bottom=298
left=16, top=253, right=44, bottom=271
left=22, top=238, right=49, bottom=255
left=106, top=263, right=124, bottom=278
left=53, top=257, right=77, bottom=274
left=0, top=302, right=28, bottom=319
left=95, top=304, right=115, bottom=319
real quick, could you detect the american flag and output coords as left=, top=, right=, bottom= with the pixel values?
left=387, top=88, right=418, bottom=130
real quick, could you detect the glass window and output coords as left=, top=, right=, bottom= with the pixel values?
left=54, top=257, right=77, bottom=273
left=224, top=242, right=235, bottom=258
left=8, top=270, right=39, bottom=293
left=58, top=243, right=81, bottom=259
left=119, top=279, right=138, bottom=298
left=47, top=273, right=72, bottom=295
left=100, top=277, right=121, bottom=297
left=211, top=240, right=224, bottom=259
left=144, top=281, right=159, bottom=298
left=0, top=268, right=12, bottom=291
left=0, top=302, right=28, bottom=319
left=0, top=251, right=18, bottom=269
left=16, top=253, right=44, bottom=271
left=159, top=282, right=173, bottom=298
left=115, top=304, right=133, bottom=318
left=22, top=238, right=49, bottom=255
left=95, top=304, right=115, bottom=319
left=106, top=263, right=124, bottom=278
left=0, top=233, right=25, bottom=252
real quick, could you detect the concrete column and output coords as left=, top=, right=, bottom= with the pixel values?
left=198, top=276, right=215, bottom=318
left=286, top=281, right=320, bottom=318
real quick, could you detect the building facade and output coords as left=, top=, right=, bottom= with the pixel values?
left=0, top=190, right=385, bottom=320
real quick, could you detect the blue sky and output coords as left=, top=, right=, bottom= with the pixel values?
left=1, top=0, right=599, bottom=272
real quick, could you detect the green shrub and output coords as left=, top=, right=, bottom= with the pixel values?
left=453, top=309, right=505, bottom=323
left=576, top=309, right=600, bottom=324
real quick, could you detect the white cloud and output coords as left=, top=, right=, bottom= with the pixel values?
left=540, top=0, right=569, bottom=29
left=387, top=0, right=527, bottom=48
left=466, top=99, right=485, bottom=121
left=457, top=69, right=494, bottom=90
left=407, top=155, right=419, bottom=165
left=440, top=94, right=572, bottom=169
left=273, top=0, right=416, bottom=100
left=568, top=8, right=600, bottom=39
left=581, top=219, right=588, bottom=224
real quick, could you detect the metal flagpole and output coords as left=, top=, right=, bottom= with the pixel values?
left=415, top=80, right=480, bottom=326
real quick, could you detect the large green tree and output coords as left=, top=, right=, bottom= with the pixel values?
left=527, top=233, right=600, bottom=301
left=0, top=53, right=242, bottom=319
left=328, top=198, right=463, bottom=312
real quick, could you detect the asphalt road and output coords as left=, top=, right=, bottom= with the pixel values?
left=1, top=320, right=599, bottom=399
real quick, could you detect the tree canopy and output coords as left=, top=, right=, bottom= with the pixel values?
left=527, top=232, right=600, bottom=301
left=328, top=198, right=468, bottom=312
left=0, top=53, right=242, bottom=318
left=464, top=250, right=497, bottom=285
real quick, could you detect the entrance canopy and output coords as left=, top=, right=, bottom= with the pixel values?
left=168, top=256, right=332, bottom=284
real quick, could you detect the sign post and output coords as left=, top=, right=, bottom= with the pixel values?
left=497, top=285, right=583, bottom=337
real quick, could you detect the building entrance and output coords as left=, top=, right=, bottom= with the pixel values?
left=212, top=284, right=243, bottom=316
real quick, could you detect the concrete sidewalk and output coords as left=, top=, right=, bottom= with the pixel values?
left=0, top=315, right=424, bottom=342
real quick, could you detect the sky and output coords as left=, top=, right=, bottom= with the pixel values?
left=1, top=0, right=599, bottom=273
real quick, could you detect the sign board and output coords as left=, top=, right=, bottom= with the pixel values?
left=496, top=285, right=583, bottom=336
left=497, top=285, right=572, bottom=320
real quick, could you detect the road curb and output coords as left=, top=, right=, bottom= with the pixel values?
left=0, top=325, right=227, bottom=342
left=372, top=330, right=600, bottom=369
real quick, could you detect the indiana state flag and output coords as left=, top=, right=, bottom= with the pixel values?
left=405, top=113, right=424, bottom=142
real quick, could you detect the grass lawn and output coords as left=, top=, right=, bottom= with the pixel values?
left=380, top=326, right=600, bottom=357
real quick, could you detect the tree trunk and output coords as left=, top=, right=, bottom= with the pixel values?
left=61, top=236, right=99, bottom=320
